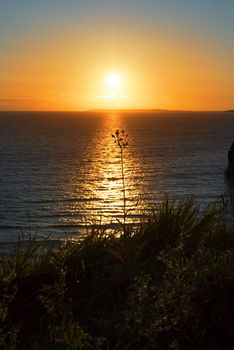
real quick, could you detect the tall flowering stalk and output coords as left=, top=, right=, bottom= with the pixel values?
left=112, top=129, right=128, bottom=244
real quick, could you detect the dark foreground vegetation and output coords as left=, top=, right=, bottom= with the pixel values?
left=1, top=196, right=234, bottom=349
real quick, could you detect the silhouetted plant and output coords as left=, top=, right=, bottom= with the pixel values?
left=2, top=195, right=234, bottom=349
left=112, top=129, right=128, bottom=251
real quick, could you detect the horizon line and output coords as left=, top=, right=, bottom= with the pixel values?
left=0, top=108, right=233, bottom=113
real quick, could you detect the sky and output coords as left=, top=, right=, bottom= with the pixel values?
left=0, top=0, right=234, bottom=111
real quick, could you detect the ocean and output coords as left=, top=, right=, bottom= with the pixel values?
left=0, top=110, right=234, bottom=245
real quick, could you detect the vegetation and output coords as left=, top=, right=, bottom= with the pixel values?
left=1, top=196, right=234, bottom=349
left=112, top=129, right=128, bottom=246
left=1, top=130, right=234, bottom=349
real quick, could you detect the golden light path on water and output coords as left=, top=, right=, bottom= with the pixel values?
left=64, top=113, right=148, bottom=230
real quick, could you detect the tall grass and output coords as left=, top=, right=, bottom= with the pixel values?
left=1, top=196, right=234, bottom=349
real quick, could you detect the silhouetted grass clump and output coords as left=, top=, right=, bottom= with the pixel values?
left=1, top=196, right=234, bottom=349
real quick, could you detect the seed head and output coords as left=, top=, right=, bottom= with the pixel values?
left=112, top=129, right=128, bottom=149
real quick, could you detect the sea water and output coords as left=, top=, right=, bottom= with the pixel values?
left=0, top=111, right=234, bottom=244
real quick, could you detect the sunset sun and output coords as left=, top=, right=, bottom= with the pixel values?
left=100, top=72, right=127, bottom=103
left=106, top=73, right=122, bottom=87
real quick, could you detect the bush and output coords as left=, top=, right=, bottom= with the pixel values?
left=0, top=196, right=234, bottom=349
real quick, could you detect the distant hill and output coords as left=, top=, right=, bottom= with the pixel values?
left=87, top=108, right=232, bottom=113
left=86, top=108, right=187, bottom=113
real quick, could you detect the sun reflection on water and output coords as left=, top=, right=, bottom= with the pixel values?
left=77, top=113, right=146, bottom=227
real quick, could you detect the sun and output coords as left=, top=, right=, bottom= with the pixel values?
left=106, top=73, right=122, bottom=87
left=99, top=71, right=128, bottom=104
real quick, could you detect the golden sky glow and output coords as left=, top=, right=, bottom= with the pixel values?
left=0, top=1, right=234, bottom=111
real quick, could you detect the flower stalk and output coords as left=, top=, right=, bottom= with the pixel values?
left=112, top=129, right=128, bottom=250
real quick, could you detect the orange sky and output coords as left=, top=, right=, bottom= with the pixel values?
left=1, top=1, right=234, bottom=111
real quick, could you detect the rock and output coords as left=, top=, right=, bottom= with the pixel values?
left=225, top=142, right=234, bottom=179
